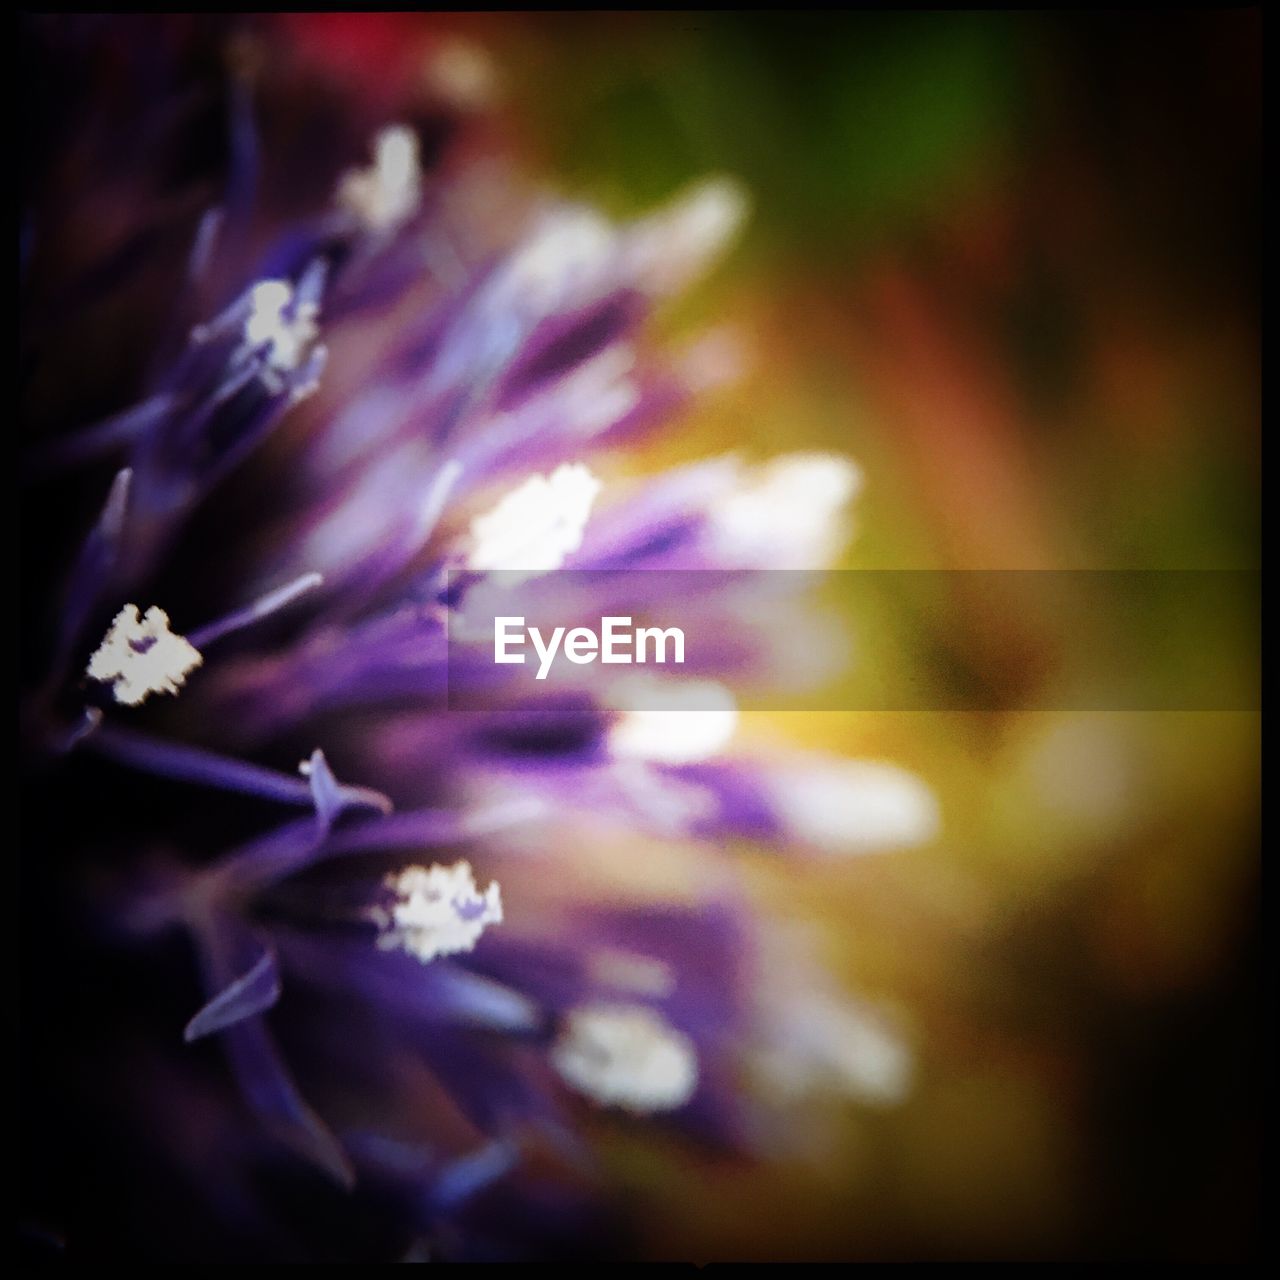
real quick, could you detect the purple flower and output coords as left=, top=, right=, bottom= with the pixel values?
left=20, top=16, right=936, bottom=1262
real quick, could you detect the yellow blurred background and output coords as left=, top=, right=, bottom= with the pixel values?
left=444, top=12, right=1260, bottom=1260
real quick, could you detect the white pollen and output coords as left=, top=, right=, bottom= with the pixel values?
left=337, top=124, right=423, bottom=233
left=816, top=1001, right=914, bottom=1104
left=710, top=453, right=862, bottom=569
left=423, top=37, right=501, bottom=112
left=467, top=462, right=601, bottom=581
left=772, top=758, right=940, bottom=854
left=626, top=176, right=750, bottom=296
left=551, top=1002, right=698, bottom=1114
left=758, top=986, right=914, bottom=1106
left=376, top=861, right=503, bottom=964
left=609, top=678, right=738, bottom=764
left=86, top=604, right=203, bottom=706
left=241, top=279, right=320, bottom=379
left=753, top=925, right=915, bottom=1109
left=505, top=209, right=617, bottom=316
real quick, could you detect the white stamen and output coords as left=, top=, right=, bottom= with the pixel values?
left=505, top=209, right=617, bottom=316
left=753, top=925, right=914, bottom=1108
left=609, top=678, right=738, bottom=764
left=710, top=453, right=862, bottom=569
left=625, top=176, right=749, bottom=295
left=770, top=758, right=940, bottom=854
left=241, top=280, right=320, bottom=382
left=86, top=604, right=203, bottom=706
left=423, top=37, right=501, bottom=112
left=337, top=124, right=423, bottom=233
left=551, top=1003, right=698, bottom=1114
left=758, top=988, right=913, bottom=1106
left=467, top=462, right=601, bottom=581
left=375, top=861, right=503, bottom=964
left=814, top=1001, right=914, bottom=1104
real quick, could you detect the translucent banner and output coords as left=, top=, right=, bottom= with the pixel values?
left=444, top=570, right=1260, bottom=712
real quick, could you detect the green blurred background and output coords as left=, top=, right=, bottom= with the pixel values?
left=289, top=11, right=1261, bottom=1260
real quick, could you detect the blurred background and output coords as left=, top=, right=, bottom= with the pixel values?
left=25, top=10, right=1261, bottom=1262
left=428, top=11, right=1260, bottom=1260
